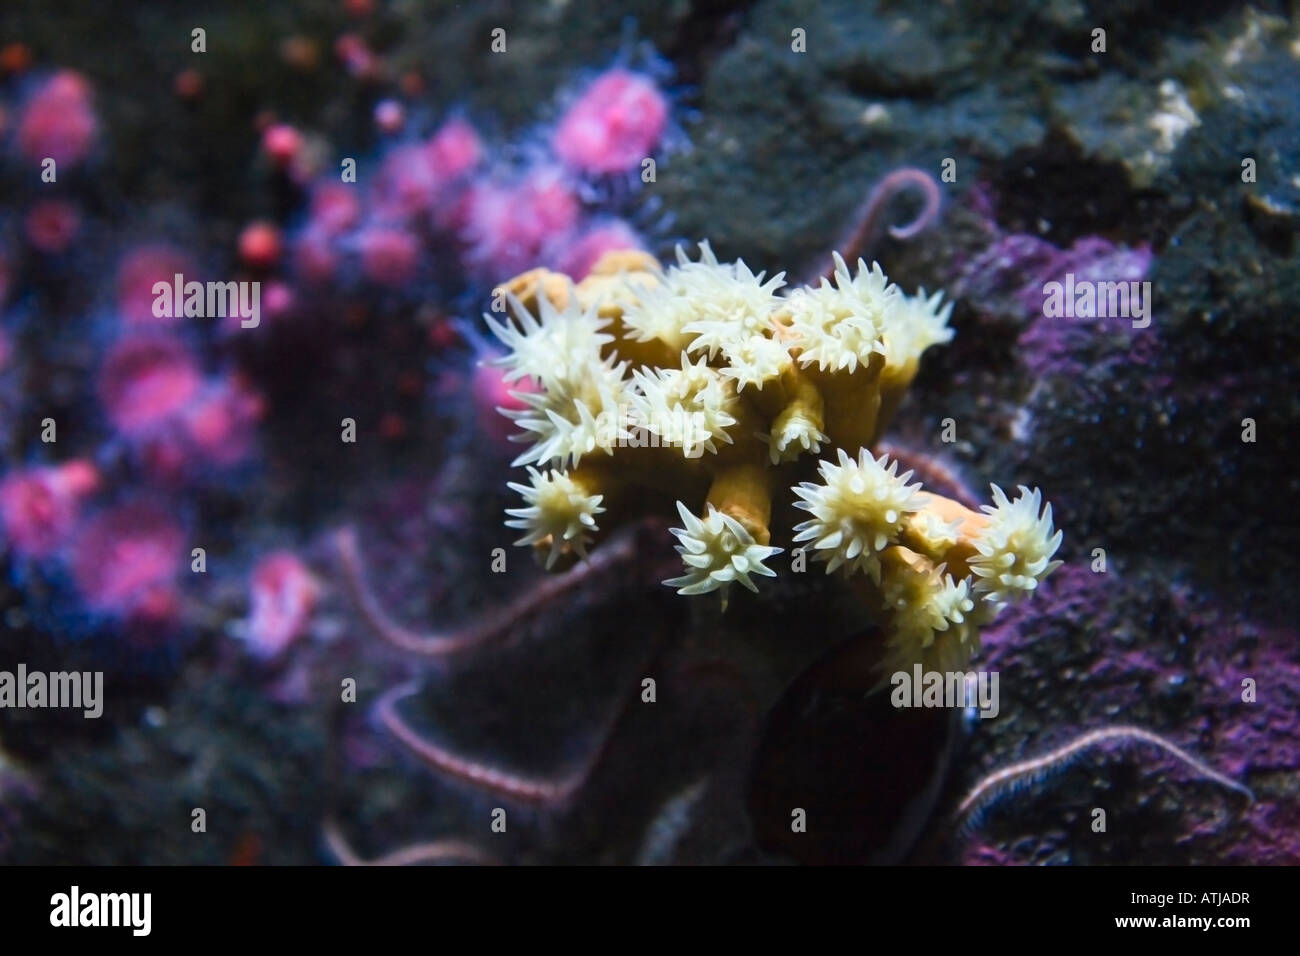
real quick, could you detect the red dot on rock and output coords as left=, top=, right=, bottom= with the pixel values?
left=174, top=69, right=204, bottom=100
left=262, top=123, right=302, bottom=168
left=25, top=199, right=81, bottom=254
left=238, top=221, right=283, bottom=270
left=379, top=412, right=407, bottom=440
left=373, top=99, right=405, bottom=134
left=1, top=43, right=32, bottom=75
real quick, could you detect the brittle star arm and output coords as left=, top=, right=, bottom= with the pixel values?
left=322, top=816, right=499, bottom=866
left=805, top=166, right=943, bottom=285
left=335, top=522, right=648, bottom=657
left=376, top=622, right=668, bottom=808
left=953, top=724, right=1255, bottom=825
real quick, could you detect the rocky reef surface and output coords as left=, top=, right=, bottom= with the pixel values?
left=1, top=0, right=1295, bottom=864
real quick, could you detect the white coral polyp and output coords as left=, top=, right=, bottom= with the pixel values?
left=718, top=333, right=792, bottom=391
left=791, top=449, right=923, bottom=580
left=969, top=485, right=1064, bottom=605
left=784, top=253, right=896, bottom=373
left=905, top=504, right=964, bottom=555
left=505, top=467, right=605, bottom=568
left=617, top=276, right=701, bottom=353
left=484, top=284, right=612, bottom=392
left=663, top=501, right=782, bottom=600
left=630, top=353, right=738, bottom=457
left=765, top=412, right=827, bottom=465
left=882, top=564, right=976, bottom=653
left=675, top=243, right=785, bottom=357
left=619, top=242, right=785, bottom=358
left=881, top=288, right=954, bottom=369
left=503, top=357, right=630, bottom=468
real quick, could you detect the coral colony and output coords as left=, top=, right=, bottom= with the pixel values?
left=286, top=60, right=670, bottom=292
left=0, top=52, right=676, bottom=652
left=486, top=243, right=1064, bottom=679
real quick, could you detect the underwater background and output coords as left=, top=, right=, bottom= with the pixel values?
left=0, top=0, right=1296, bottom=865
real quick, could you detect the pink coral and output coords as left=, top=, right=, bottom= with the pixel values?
left=243, top=552, right=320, bottom=658
left=551, top=68, right=668, bottom=175
left=355, top=224, right=421, bottom=286
left=98, top=336, right=203, bottom=436
left=0, top=460, right=100, bottom=560
left=261, top=123, right=302, bottom=169
left=69, top=503, right=184, bottom=622
left=116, top=245, right=198, bottom=327
left=462, top=167, right=580, bottom=278
left=472, top=361, right=537, bottom=445
left=309, top=182, right=362, bottom=236
left=24, top=200, right=81, bottom=254
left=16, top=70, right=98, bottom=167
left=553, top=220, right=645, bottom=280
left=374, top=144, right=442, bottom=218
left=292, top=227, right=342, bottom=284
left=180, top=375, right=265, bottom=466
left=426, top=118, right=482, bottom=183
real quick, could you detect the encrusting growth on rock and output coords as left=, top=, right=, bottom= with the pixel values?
left=485, top=242, right=1063, bottom=671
